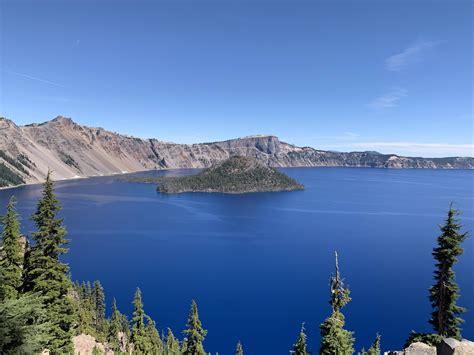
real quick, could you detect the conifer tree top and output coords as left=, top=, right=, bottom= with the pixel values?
left=429, top=205, right=469, bottom=339
left=330, top=251, right=351, bottom=313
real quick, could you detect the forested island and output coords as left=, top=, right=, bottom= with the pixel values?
left=131, top=156, right=304, bottom=193
left=0, top=173, right=472, bottom=354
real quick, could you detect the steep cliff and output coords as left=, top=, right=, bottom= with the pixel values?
left=0, top=116, right=472, bottom=187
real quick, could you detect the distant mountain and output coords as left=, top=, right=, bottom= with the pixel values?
left=0, top=116, right=472, bottom=187
left=153, top=155, right=304, bottom=193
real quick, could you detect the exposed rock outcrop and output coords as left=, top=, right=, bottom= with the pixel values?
left=73, top=334, right=113, bottom=355
left=1, top=116, right=472, bottom=187
left=404, top=342, right=437, bottom=355
left=437, top=338, right=474, bottom=355
left=384, top=342, right=436, bottom=354
left=385, top=338, right=474, bottom=355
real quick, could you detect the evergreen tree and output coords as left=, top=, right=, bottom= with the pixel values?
left=121, top=312, right=131, bottom=342
left=362, top=334, right=380, bottom=355
left=292, top=323, right=308, bottom=355
left=0, top=293, right=52, bottom=354
left=75, top=281, right=95, bottom=337
left=108, top=298, right=122, bottom=352
left=0, top=197, right=23, bottom=301
left=181, top=338, right=189, bottom=354
left=22, top=171, right=75, bottom=353
left=145, top=315, right=164, bottom=354
left=131, top=288, right=147, bottom=353
left=86, top=281, right=93, bottom=298
left=235, top=341, right=244, bottom=355
left=165, top=328, right=181, bottom=354
left=319, top=252, right=354, bottom=355
left=182, top=300, right=207, bottom=355
left=93, top=280, right=106, bottom=336
left=79, top=281, right=87, bottom=299
left=429, top=205, right=468, bottom=339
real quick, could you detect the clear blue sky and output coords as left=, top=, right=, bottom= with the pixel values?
left=1, top=0, right=472, bottom=157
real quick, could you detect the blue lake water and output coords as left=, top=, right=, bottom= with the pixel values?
left=0, top=168, right=473, bottom=354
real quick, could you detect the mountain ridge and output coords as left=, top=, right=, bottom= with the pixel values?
left=0, top=116, right=472, bottom=187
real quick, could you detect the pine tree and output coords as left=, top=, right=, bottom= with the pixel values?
left=75, top=281, right=95, bottom=337
left=131, top=288, right=147, bottom=353
left=86, top=281, right=93, bottom=298
left=145, top=315, right=164, bottom=354
left=429, top=205, right=468, bottom=339
left=93, top=280, right=106, bottom=337
left=0, top=293, right=52, bottom=354
left=366, top=334, right=381, bottom=355
left=182, top=300, right=207, bottom=355
left=235, top=341, right=244, bottom=355
left=119, top=312, right=132, bottom=353
left=22, top=171, right=75, bottom=353
left=319, top=252, right=354, bottom=355
left=165, top=328, right=181, bottom=354
left=0, top=197, right=23, bottom=301
left=108, top=298, right=122, bottom=352
left=292, top=323, right=308, bottom=355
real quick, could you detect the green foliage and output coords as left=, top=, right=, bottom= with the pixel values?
left=73, top=280, right=109, bottom=340
left=0, top=293, right=52, bottom=354
left=428, top=205, right=468, bottom=339
left=320, top=311, right=354, bottom=355
left=165, top=328, right=181, bottom=354
left=366, top=334, right=381, bottom=355
left=92, top=280, right=106, bottom=338
left=0, top=197, right=23, bottom=301
left=130, top=288, right=165, bottom=354
left=92, top=345, right=104, bottom=354
left=0, top=162, right=24, bottom=187
left=144, top=155, right=304, bottom=193
left=131, top=288, right=148, bottom=353
left=182, top=300, right=207, bottom=355
left=0, top=150, right=29, bottom=176
left=145, top=315, right=164, bottom=354
left=236, top=341, right=244, bottom=355
left=22, top=171, right=75, bottom=353
left=108, top=298, right=123, bottom=352
left=319, top=252, right=354, bottom=355
left=120, top=312, right=131, bottom=344
left=292, top=323, right=308, bottom=355
left=17, top=153, right=36, bottom=170
left=58, top=151, right=80, bottom=171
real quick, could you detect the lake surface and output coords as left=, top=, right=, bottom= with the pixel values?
left=1, top=168, right=473, bottom=354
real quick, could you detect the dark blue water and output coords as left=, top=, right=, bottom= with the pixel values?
left=1, top=168, right=472, bottom=354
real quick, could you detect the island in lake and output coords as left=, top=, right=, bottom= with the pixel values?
left=131, top=156, right=304, bottom=193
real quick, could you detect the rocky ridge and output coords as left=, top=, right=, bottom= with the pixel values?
left=0, top=116, right=472, bottom=187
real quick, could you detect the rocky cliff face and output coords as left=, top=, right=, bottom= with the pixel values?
left=385, top=338, right=474, bottom=355
left=0, top=116, right=472, bottom=187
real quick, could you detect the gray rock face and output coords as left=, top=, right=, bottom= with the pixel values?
left=437, top=338, right=474, bottom=355
left=384, top=342, right=437, bottom=355
left=385, top=339, right=474, bottom=355
left=1, top=116, right=473, bottom=187
left=404, top=342, right=437, bottom=355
